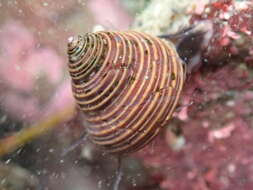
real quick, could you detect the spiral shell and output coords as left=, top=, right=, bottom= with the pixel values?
left=67, top=31, right=185, bottom=154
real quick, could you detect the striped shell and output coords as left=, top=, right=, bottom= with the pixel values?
left=67, top=31, right=185, bottom=154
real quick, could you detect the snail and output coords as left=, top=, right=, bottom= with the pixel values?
left=67, top=31, right=185, bottom=154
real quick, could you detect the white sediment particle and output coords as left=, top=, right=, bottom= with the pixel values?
left=98, top=180, right=103, bottom=189
left=48, top=148, right=54, bottom=153
left=0, top=115, right=7, bottom=123
left=92, top=25, right=105, bottom=32
left=15, top=64, right=21, bottom=71
left=228, top=163, right=236, bottom=174
left=43, top=2, right=49, bottom=7
left=5, top=159, right=11, bottom=164
left=223, top=12, right=231, bottom=20
left=68, top=36, right=74, bottom=43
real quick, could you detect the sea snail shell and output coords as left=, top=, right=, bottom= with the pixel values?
left=67, top=31, right=185, bottom=154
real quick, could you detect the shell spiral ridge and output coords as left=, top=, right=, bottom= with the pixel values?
left=67, top=31, right=185, bottom=154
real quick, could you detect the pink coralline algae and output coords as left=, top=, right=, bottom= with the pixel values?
left=134, top=1, right=253, bottom=190
left=190, top=0, right=253, bottom=63
left=0, top=21, right=74, bottom=121
left=136, top=62, right=253, bottom=190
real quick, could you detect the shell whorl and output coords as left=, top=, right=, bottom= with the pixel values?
left=67, top=31, right=185, bottom=154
